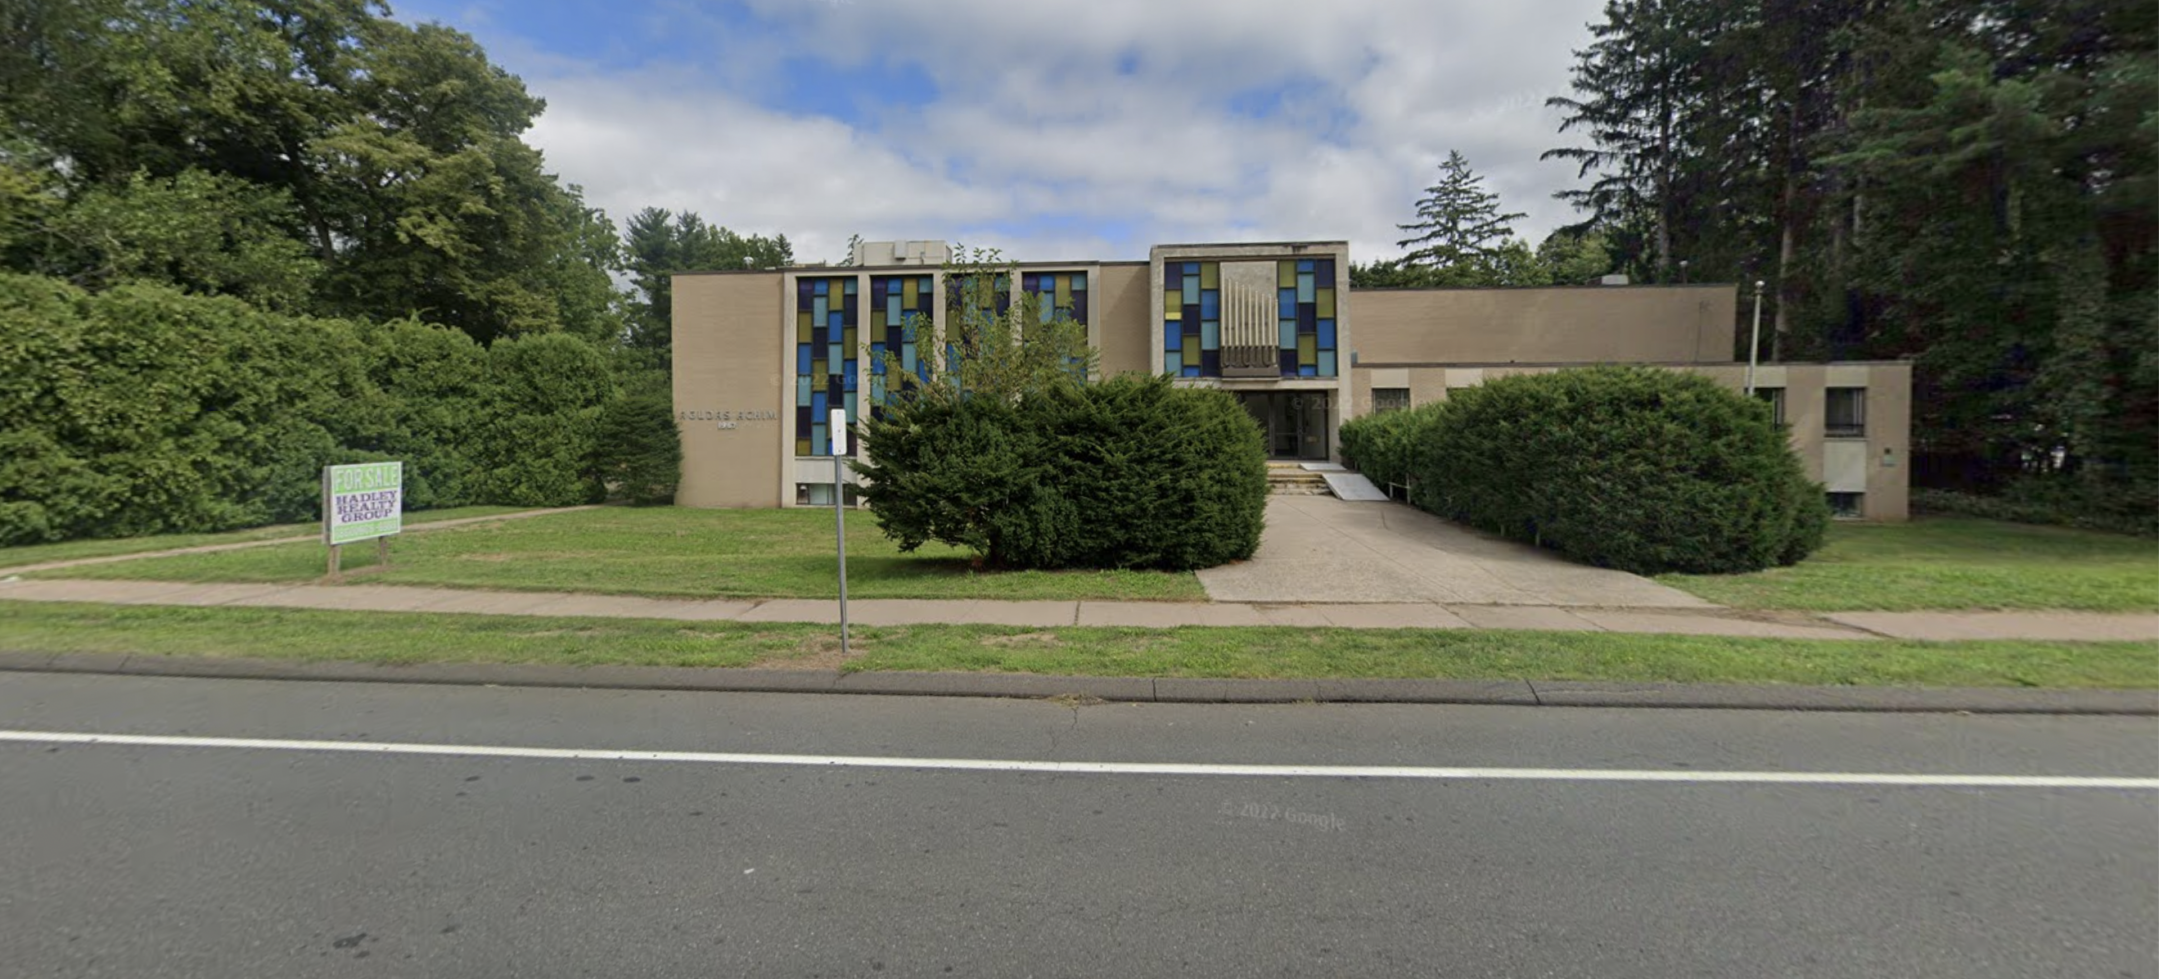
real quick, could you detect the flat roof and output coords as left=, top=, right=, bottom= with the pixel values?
left=1356, top=359, right=1912, bottom=369
left=675, top=259, right=1149, bottom=276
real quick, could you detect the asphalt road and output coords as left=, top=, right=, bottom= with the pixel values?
left=1, top=671, right=2153, bottom=979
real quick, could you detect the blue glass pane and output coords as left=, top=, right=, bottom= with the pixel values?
left=828, top=312, right=843, bottom=332
left=1164, top=351, right=1182, bottom=374
left=1182, top=366, right=1200, bottom=377
left=1317, top=320, right=1336, bottom=347
left=843, top=278, right=856, bottom=294
left=1165, top=263, right=1182, bottom=288
left=1182, top=277, right=1198, bottom=304
left=1200, top=320, right=1218, bottom=349
left=902, top=346, right=917, bottom=374
left=796, top=376, right=811, bottom=405
left=1071, top=276, right=1086, bottom=291
left=1280, top=320, right=1298, bottom=349
left=828, top=343, right=842, bottom=369
left=843, top=361, right=857, bottom=390
left=811, top=427, right=826, bottom=456
left=1317, top=351, right=1337, bottom=376
left=1280, top=289, right=1296, bottom=318
left=1299, top=364, right=1317, bottom=377
left=1297, top=259, right=1314, bottom=272
left=1200, top=292, right=1217, bottom=318
left=814, top=279, right=828, bottom=295
left=812, top=295, right=828, bottom=319
left=1183, top=262, right=1199, bottom=275
left=1297, top=273, right=1314, bottom=303
left=887, top=295, right=900, bottom=321
left=812, top=391, right=827, bottom=415
left=796, top=346, right=812, bottom=373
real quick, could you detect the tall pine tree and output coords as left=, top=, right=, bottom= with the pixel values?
left=1395, top=151, right=1529, bottom=279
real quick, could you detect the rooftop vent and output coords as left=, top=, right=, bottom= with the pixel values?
left=851, top=239, right=952, bottom=267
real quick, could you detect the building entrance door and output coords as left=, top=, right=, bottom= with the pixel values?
left=1239, top=392, right=1330, bottom=461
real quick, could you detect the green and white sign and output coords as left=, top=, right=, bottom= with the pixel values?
left=323, top=462, right=403, bottom=545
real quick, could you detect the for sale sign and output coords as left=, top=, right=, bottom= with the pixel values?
left=323, top=462, right=403, bottom=545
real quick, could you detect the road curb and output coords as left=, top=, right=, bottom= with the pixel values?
left=2, top=650, right=2152, bottom=714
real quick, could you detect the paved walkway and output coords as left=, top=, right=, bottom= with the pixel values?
left=0, top=506, right=597, bottom=576
left=4, top=577, right=2155, bottom=642
left=1197, top=496, right=1714, bottom=607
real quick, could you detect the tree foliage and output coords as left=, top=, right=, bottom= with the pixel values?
left=621, top=207, right=792, bottom=355
left=0, top=0, right=625, bottom=345
left=1546, top=0, right=2156, bottom=513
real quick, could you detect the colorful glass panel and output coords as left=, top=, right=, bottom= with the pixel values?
left=795, top=276, right=858, bottom=455
left=871, top=274, right=934, bottom=418
left=1162, top=261, right=1220, bottom=377
left=1276, top=258, right=1337, bottom=377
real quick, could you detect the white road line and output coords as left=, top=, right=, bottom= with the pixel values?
left=3, top=730, right=2155, bottom=789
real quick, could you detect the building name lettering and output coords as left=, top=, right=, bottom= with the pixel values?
left=680, top=409, right=778, bottom=431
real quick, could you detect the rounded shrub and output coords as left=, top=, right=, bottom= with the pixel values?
left=855, top=374, right=1266, bottom=571
left=1411, top=366, right=1828, bottom=575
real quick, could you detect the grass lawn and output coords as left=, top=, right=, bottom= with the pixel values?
left=31, top=506, right=1207, bottom=602
left=1662, top=517, right=2159, bottom=612
left=0, top=505, right=532, bottom=572
left=2, top=602, right=2152, bottom=689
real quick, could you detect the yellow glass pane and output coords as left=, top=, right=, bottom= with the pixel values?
left=1298, top=333, right=1317, bottom=365
left=796, top=439, right=811, bottom=455
left=1055, top=277, right=1071, bottom=307
left=1165, top=288, right=1181, bottom=313
left=843, top=328, right=856, bottom=350
left=1165, top=307, right=1180, bottom=321
left=1199, top=263, right=1218, bottom=289
left=1317, top=289, right=1335, bottom=319
left=1278, top=261, right=1296, bottom=288
left=1182, top=334, right=1199, bottom=360
left=798, top=321, right=812, bottom=343
left=811, top=359, right=826, bottom=378
left=904, top=278, right=919, bottom=307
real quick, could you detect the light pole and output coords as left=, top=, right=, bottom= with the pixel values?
left=1744, top=279, right=1765, bottom=396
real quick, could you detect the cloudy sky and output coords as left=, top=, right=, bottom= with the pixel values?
left=388, top=0, right=1611, bottom=265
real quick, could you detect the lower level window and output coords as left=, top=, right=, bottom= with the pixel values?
left=1372, top=387, right=1410, bottom=413
left=1827, top=492, right=1863, bottom=519
left=796, top=482, right=861, bottom=506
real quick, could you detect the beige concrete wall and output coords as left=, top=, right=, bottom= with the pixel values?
left=672, top=273, right=785, bottom=507
left=1354, top=285, right=1736, bottom=366
left=1094, top=263, right=1153, bottom=377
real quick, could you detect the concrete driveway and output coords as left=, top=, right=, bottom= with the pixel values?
left=1197, top=495, right=1717, bottom=607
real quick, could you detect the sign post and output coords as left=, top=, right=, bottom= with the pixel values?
left=322, top=461, right=404, bottom=577
left=830, top=409, right=850, bottom=657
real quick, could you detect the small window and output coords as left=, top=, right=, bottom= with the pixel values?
left=1755, top=387, right=1786, bottom=425
left=796, top=482, right=861, bottom=506
left=1372, top=388, right=1411, bottom=413
left=1827, top=492, right=1863, bottom=519
left=1826, top=387, right=1866, bottom=438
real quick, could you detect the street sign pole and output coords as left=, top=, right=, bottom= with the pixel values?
left=831, top=408, right=850, bottom=657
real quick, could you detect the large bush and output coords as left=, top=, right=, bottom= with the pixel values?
left=856, top=375, right=1266, bottom=571
left=1412, top=367, right=1828, bottom=575
left=1338, top=400, right=1442, bottom=493
left=0, top=273, right=635, bottom=544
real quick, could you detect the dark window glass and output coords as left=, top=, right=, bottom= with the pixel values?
left=1826, top=387, right=1866, bottom=437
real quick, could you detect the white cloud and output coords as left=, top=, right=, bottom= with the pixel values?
left=490, top=0, right=1611, bottom=264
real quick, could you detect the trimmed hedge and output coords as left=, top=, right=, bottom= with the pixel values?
left=1914, top=481, right=2159, bottom=538
left=1347, top=367, right=1827, bottom=575
left=0, top=274, right=631, bottom=545
left=1338, top=400, right=1442, bottom=494
left=856, top=374, right=1267, bottom=570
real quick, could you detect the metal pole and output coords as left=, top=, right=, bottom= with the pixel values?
left=831, top=408, right=849, bottom=658
left=1745, top=279, right=1765, bottom=395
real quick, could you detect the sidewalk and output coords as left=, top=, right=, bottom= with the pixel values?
left=4, top=577, right=2155, bottom=642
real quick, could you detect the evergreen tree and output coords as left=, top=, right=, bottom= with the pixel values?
left=620, top=207, right=793, bottom=356
left=1394, top=151, right=1528, bottom=276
